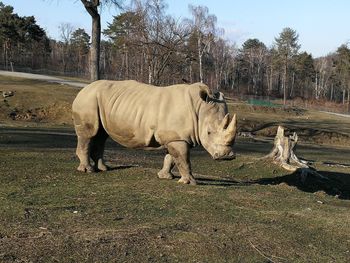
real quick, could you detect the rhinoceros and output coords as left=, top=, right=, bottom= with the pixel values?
left=72, top=80, right=237, bottom=185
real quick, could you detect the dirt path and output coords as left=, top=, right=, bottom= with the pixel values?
left=0, top=70, right=87, bottom=88
left=320, top=110, right=350, bottom=118
left=2, top=70, right=349, bottom=120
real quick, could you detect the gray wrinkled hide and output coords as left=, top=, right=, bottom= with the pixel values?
left=72, top=80, right=237, bottom=185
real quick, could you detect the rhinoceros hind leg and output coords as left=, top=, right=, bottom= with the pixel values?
left=158, top=154, right=175, bottom=180
left=90, top=124, right=109, bottom=171
left=166, top=141, right=197, bottom=185
left=76, top=136, right=94, bottom=173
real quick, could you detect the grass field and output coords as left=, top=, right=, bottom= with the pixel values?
left=1, top=76, right=350, bottom=262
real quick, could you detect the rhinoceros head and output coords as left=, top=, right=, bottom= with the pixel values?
left=198, top=89, right=237, bottom=160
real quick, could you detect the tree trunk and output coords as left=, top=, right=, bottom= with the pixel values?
left=290, top=71, right=295, bottom=98
left=330, top=84, right=333, bottom=101
left=283, top=63, right=287, bottom=106
left=102, top=46, right=106, bottom=77
left=90, top=14, right=101, bottom=81
left=125, top=50, right=129, bottom=79
left=269, top=67, right=273, bottom=95
left=3, top=43, right=6, bottom=69
left=81, top=0, right=101, bottom=81
left=315, top=72, right=318, bottom=100
left=189, top=61, right=193, bottom=83
left=198, top=33, right=203, bottom=83
left=148, top=60, right=152, bottom=84
left=4, top=41, right=9, bottom=70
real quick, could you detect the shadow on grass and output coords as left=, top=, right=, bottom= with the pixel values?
left=107, top=165, right=140, bottom=171
left=196, top=177, right=251, bottom=187
left=196, top=170, right=350, bottom=200
left=2, top=127, right=350, bottom=200
left=0, top=127, right=77, bottom=148
left=255, top=170, right=350, bottom=200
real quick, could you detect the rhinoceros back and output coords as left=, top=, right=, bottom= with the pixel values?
left=72, top=80, right=207, bottom=149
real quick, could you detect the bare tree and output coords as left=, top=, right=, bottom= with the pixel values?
left=187, top=5, right=217, bottom=83
left=117, top=0, right=189, bottom=85
left=58, top=23, right=75, bottom=72
left=240, top=39, right=267, bottom=95
left=335, top=44, right=350, bottom=109
left=212, top=36, right=231, bottom=90
left=58, top=23, right=74, bottom=43
left=314, top=56, right=332, bottom=100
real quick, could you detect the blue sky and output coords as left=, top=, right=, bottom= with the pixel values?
left=2, top=0, right=350, bottom=57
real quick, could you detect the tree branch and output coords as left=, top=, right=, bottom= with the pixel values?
left=81, top=0, right=99, bottom=18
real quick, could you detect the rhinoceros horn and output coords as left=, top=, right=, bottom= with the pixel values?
left=227, top=114, right=237, bottom=133
left=220, top=113, right=236, bottom=130
left=222, top=114, right=237, bottom=143
left=219, top=113, right=231, bottom=131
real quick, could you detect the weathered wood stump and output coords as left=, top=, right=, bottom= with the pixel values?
left=263, top=125, right=331, bottom=183
left=260, top=125, right=339, bottom=193
left=263, top=126, right=309, bottom=171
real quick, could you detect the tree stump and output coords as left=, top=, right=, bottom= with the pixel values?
left=261, top=125, right=335, bottom=191
left=263, top=126, right=309, bottom=171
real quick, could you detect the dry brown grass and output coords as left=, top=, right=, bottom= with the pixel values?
left=1, top=127, right=350, bottom=262
left=229, top=102, right=350, bottom=146
left=0, top=76, right=350, bottom=262
left=0, top=76, right=79, bottom=125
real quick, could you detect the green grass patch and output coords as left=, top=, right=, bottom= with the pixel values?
left=1, top=127, right=350, bottom=262
left=247, top=98, right=281, bottom=107
left=0, top=75, right=350, bottom=262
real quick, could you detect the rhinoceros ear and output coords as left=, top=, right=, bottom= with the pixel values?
left=199, top=89, right=209, bottom=102
left=213, top=91, right=225, bottom=101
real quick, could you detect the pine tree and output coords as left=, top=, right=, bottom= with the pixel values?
left=274, top=27, right=300, bottom=105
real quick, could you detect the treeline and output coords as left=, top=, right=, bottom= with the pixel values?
left=1, top=0, right=350, bottom=105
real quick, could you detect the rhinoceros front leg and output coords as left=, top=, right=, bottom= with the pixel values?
left=167, top=141, right=196, bottom=185
left=158, top=154, right=175, bottom=180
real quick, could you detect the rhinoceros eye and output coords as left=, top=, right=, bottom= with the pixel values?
left=207, top=131, right=211, bottom=135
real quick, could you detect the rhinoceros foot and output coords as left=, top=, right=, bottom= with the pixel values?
left=95, top=160, right=109, bottom=172
left=157, top=170, right=174, bottom=180
left=77, top=164, right=95, bottom=173
left=97, top=164, right=109, bottom=171
left=178, top=177, right=197, bottom=185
